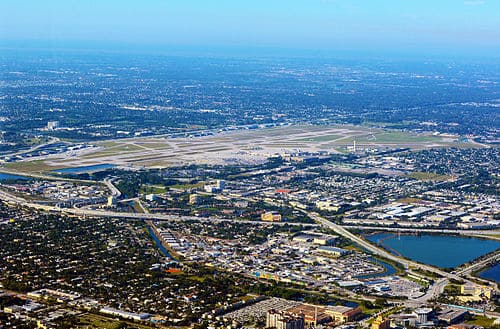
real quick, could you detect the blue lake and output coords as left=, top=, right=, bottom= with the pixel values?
left=52, top=164, right=115, bottom=174
left=0, top=172, right=29, bottom=181
left=479, top=263, right=500, bottom=283
left=366, top=233, right=500, bottom=269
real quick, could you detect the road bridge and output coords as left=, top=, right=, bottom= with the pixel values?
left=0, top=189, right=318, bottom=227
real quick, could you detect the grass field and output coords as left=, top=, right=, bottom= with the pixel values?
left=133, top=160, right=173, bottom=167
left=134, top=142, right=172, bottom=149
left=296, top=134, right=344, bottom=142
left=76, top=313, right=156, bottom=329
left=140, top=185, right=167, bottom=194
left=169, top=182, right=205, bottom=190
left=407, top=172, right=453, bottom=181
left=466, top=315, right=495, bottom=327
left=336, top=131, right=440, bottom=144
left=2, top=160, right=60, bottom=173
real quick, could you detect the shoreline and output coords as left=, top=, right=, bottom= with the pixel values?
left=361, top=229, right=500, bottom=242
left=364, top=231, right=500, bottom=272
left=473, top=262, right=500, bottom=286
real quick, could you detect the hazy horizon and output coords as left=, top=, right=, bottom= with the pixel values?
left=1, top=0, right=499, bottom=59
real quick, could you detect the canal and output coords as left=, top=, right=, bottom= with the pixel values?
left=147, top=226, right=173, bottom=259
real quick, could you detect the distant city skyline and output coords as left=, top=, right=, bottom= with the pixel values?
left=1, top=0, right=499, bottom=57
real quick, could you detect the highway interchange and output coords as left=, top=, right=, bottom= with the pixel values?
left=1, top=171, right=499, bottom=311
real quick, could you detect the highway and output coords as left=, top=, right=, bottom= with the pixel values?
left=341, top=225, right=500, bottom=238
left=413, top=278, right=449, bottom=304
left=0, top=188, right=318, bottom=227
left=252, top=197, right=499, bottom=303
left=301, top=211, right=489, bottom=303
left=1, top=185, right=496, bottom=304
left=103, top=178, right=121, bottom=198
left=455, top=251, right=500, bottom=276
left=309, top=212, right=454, bottom=276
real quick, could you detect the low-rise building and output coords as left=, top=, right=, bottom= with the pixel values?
left=189, top=194, right=201, bottom=204
left=326, top=305, right=362, bottom=323
left=437, top=309, right=468, bottom=325
left=458, top=283, right=493, bottom=302
left=372, top=316, right=391, bottom=329
left=100, top=307, right=151, bottom=321
left=317, top=246, right=349, bottom=257
left=266, top=309, right=305, bottom=329
left=312, top=236, right=337, bottom=246
left=261, top=212, right=282, bottom=222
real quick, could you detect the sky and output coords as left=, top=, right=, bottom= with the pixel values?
left=0, top=0, right=499, bottom=57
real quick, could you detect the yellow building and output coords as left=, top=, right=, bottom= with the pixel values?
left=285, top=304, right=361, bottom=326
left=460, top=283, right=493, bottom=299
left=37, top=321, right=49, bottom=329
left=261, top=211, right=282, bottom=222
left=372, top=316, right=391, bottom=329
left=325, top=305, right=362, bottom=323
left=315, top=201, right=340, bottom=212
left=3, top=306, right=22, bottom=314
left=457, top=295, right=483, bottom=303
left=107, top=196, right=116, bottom=206
left=189, top=194, right=200, bottom=205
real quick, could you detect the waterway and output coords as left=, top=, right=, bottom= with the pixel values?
left=0, top=172, right=29, bottom=181
left=147, top=226, right=173, bottom=259
left=52, top=164, right=115, bottom=174
left=356, top=257, right=397, bottom=279
left=366, top=233, right=500, bottom=269
left=479, top=263, right=500, bottom=283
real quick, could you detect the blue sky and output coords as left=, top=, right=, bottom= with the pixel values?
left=1, top=0, right=499, bottom=56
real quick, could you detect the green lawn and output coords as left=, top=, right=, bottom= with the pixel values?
left=443, top=284, right=461, bottom=294
left=140, top=185, right=167, bottom=194
left=169, top=182, right=205, bottom=190
left=466, top=315, right=495, bottom=327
